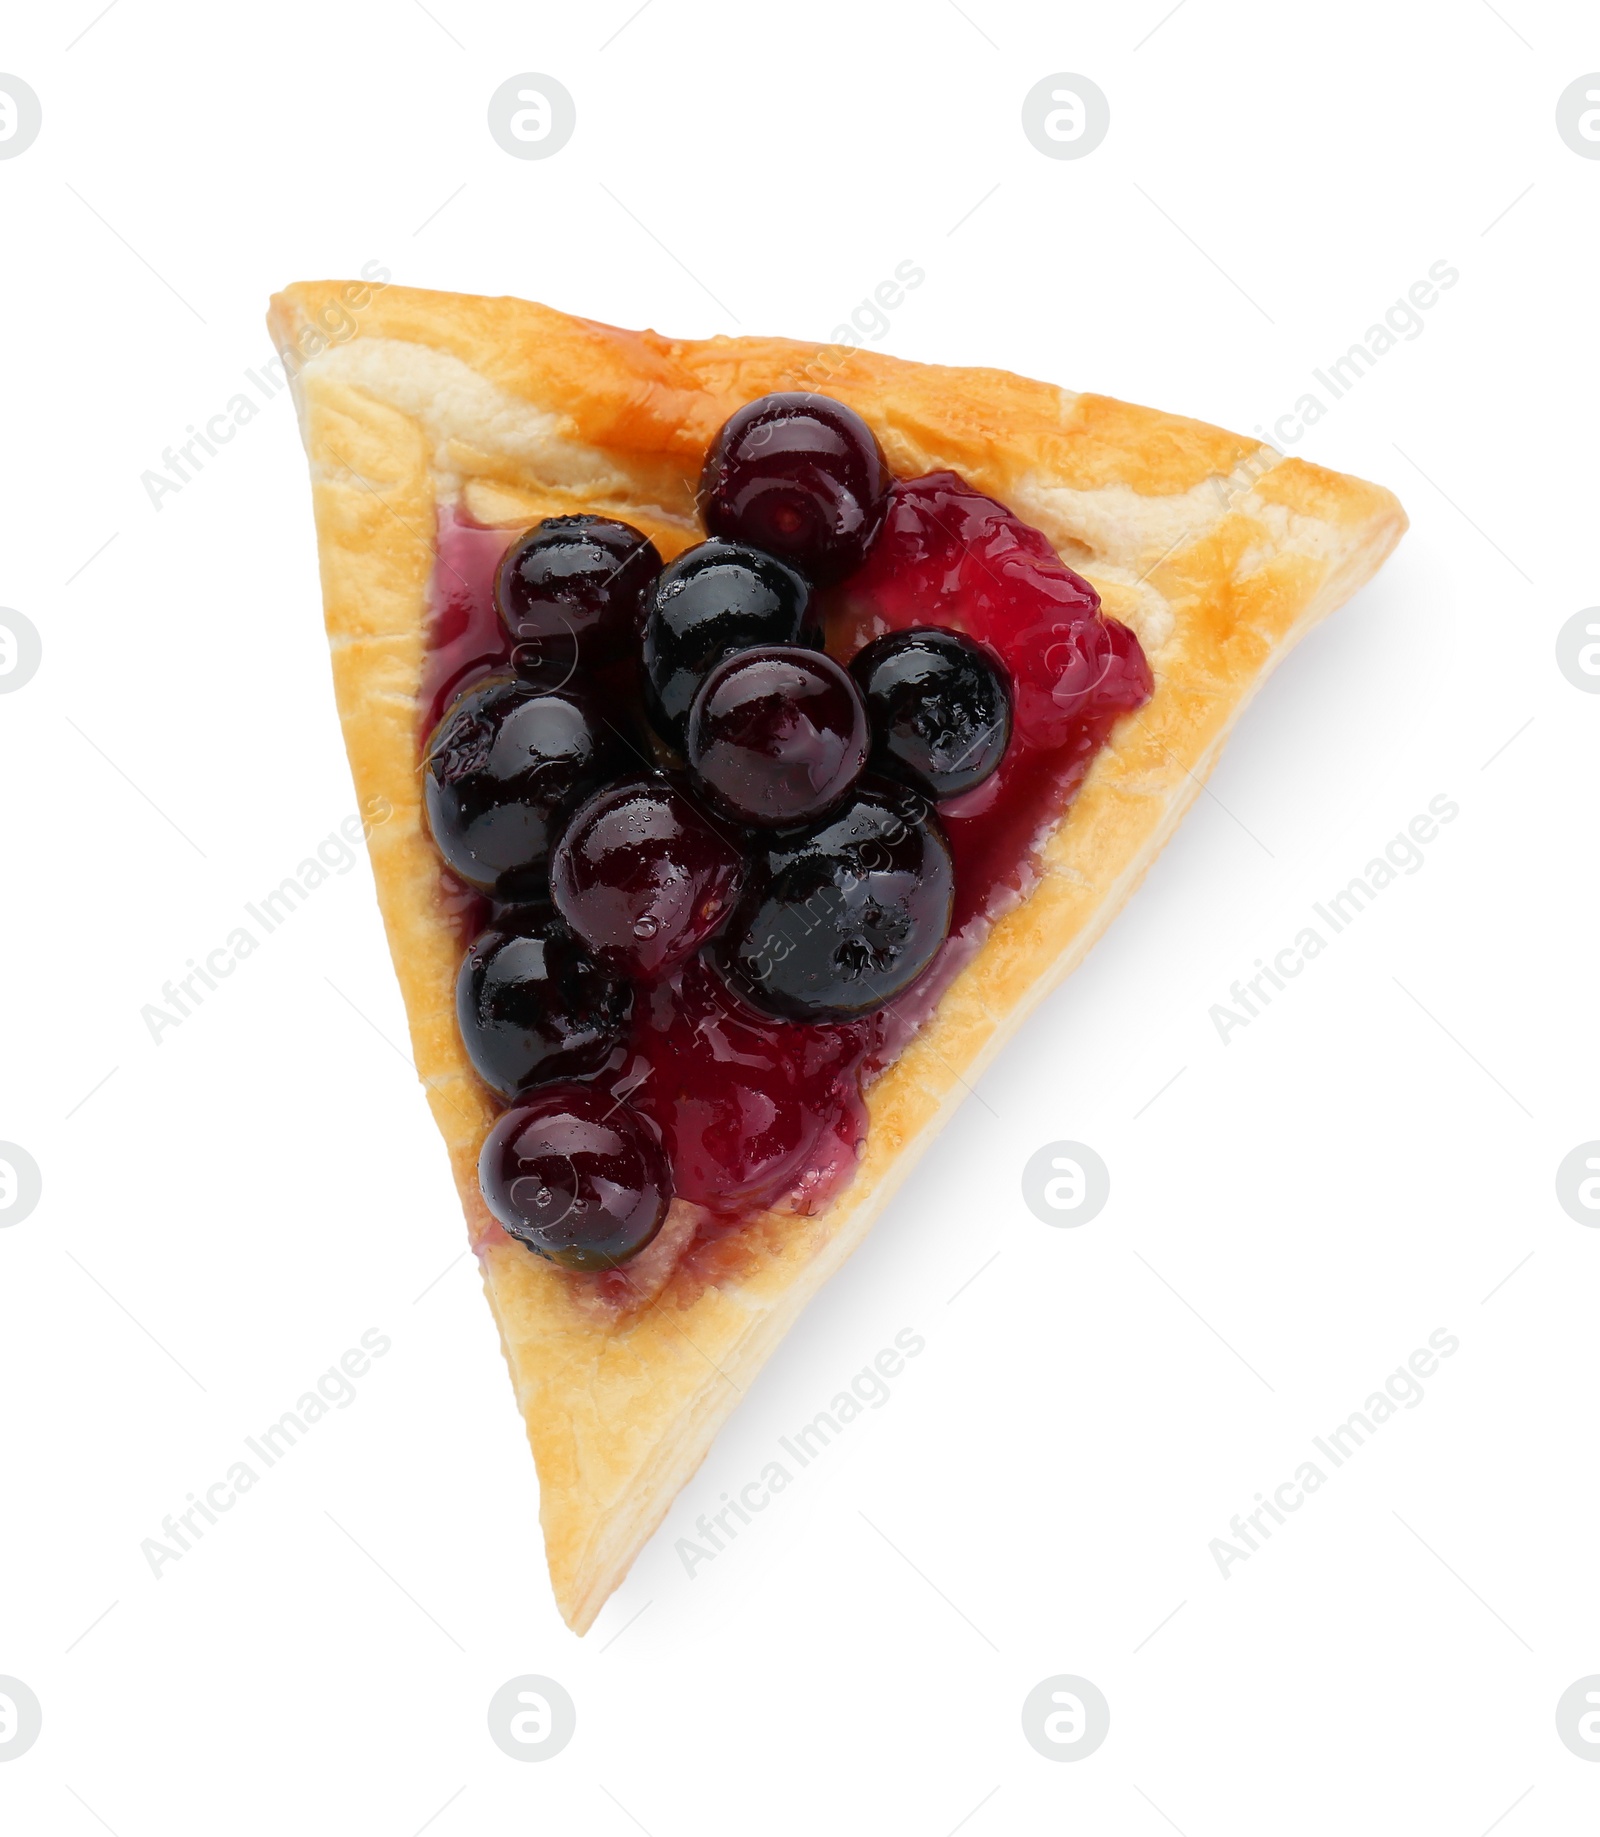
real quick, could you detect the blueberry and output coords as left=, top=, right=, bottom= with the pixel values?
left=698, top=393, right=890, bottom=585
left=850, top=627, right=1013, bottom=800
left=641, top=539, right=814, bottom=748
left=686, top=645, right=869, bottom=828
left=479, top=1083, right=672, bottom=1270
left=713, top=781, right=954, bottom=1022
left=423, top=676, right=627, bottom=897
left=495, top=514, right=662, bottom=676
left=456, top=906, right=632, bottom=1100
left=550, top=777, right=745, bottom=980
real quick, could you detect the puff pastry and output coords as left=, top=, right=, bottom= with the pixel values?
left=268, top=282, right=1406, bottom=1633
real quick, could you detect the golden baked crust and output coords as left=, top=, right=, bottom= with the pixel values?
left=268, top=282, right=1406, bottom=1633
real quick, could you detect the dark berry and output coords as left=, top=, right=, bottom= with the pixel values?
left=479, top=1083, right=671, bottom=1270
left=686, top=645, right=869, bottom=827
left=713, top=781, right=954, bottom=1022
left=550, top=778, right=745, bottom=979
left=423, top=676, right=627, bottom=898
left=456, top=906, right=631, bottom=1100
left=495, top=515, right=662, bottom=678
left=698, top=393, right=890, bottom=585
left=850, top=627, right=1012, bottom=800
left=641, top=539, right=814, bottom=748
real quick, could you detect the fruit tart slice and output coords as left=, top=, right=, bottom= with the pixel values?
left=268, top=283, right=1406, bottom=1633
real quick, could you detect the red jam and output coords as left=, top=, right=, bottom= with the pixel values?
left=423, top=472, right=1150, bottom=1286
left=619, top=954, right=877, bottom=1213
left=825, top=473, right=1152, bottom=932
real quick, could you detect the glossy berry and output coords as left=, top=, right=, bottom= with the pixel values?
left=641, top=539, right=814, bottom=747
left=479, top=1083, right=671, bottom=1271
left=551, top=778, right=745, bottom=979
left=495, top=514, right=662, bottom=675
left=714, top=781, right=954, bottom=1022
left=456, top=907, right=631, bottom=1100
left=850, top=628, right=1012, bottom=800
left=423, top=676, right=626, bottom=898
left=687, top=645, right=869, bottom=827
left=698, top=393, right=890, bottom=585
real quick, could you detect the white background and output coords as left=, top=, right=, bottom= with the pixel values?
left=1, top=1, right=1596, bottom=1831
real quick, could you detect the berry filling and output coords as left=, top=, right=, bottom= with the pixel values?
left=850, top=627, right=1012, bottom=802
left=713, top=780, right=955, bottom=1024
left=621, top=954, right=877, bottom=1213
left=423, top=676, right=628, bottom=899
left=497, top=514, right=663, bottom=673
left=697, top=393, right=890, bottom=585
left=551, top=778, right=745, bottom=979
left=642, top=539, right=816, bottom=749
left=457, top=904, right=632, bottom=1099
left=825, top=472, right=1153, bottom=933
left=420, top=398, right=1151, bottom=1294
left=686, top=645, right=870, bottom=828
left=480, top=1082, right=671, bottom=1271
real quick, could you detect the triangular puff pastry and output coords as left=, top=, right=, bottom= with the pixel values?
left=269, top=282, right=1405, bottom=1632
